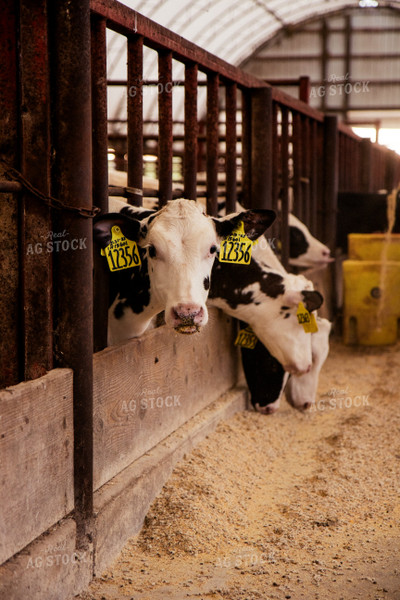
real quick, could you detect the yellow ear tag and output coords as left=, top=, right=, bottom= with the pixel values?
left=100, top=225, right=141, bottom=272
left=296, top=302, right=318, bottom=333
left=234, top=325, right=258, bottom=349
left=219, top=221, right=257, bottom=265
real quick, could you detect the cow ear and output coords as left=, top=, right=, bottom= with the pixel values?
left=212, top=209, right=276, bottom=240
left=93, top=213, right=141, bottom=249
left=302, top=290, right=323, bottom=312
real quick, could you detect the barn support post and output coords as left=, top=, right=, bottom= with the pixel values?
left=360, top=138, right=373, bottom=193
left=225, top=81, right=237, bottom=214
left=206, top=72, right=220, bottom=216
left=0, top=0, right=19, bottom=387
left=127, top=34, right=144, bottom=206
left=50, top=0, right=94, bottom=549
left=91, top=15, right=109, bottom=352
left=158, top=50, right=173, bottom=206
left=323, top=115, right=338, bottom=251
left=292, top=111, right=303, bottom=221
left=280, top=106, right=290, bottom=270
left=184, top=62, right=198, bottom=201
left=270, top=102, right=280, bottom=243
left=240, top=89, right=252, bottom=209
left=299, top=76, right=310, bottom=104
left=250, top=86, right=273, bottom=211
left=19, top=0, right=53, bottom=382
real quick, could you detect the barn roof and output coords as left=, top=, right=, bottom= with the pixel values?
left=118, top=0, right=395, bottom=67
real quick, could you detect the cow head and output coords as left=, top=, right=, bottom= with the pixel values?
left=285, top=317, right=331, bottom=410
left=288, top=214, right=334, bottom=267
left=141, top=200, right=275, bottom=333
left=94, top=199, right=275, bottom=335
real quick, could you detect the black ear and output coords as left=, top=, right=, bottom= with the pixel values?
left=93, top=213, right=141, bottom=249
left=302, top=290, right=323, bottom=312
left=212, top=209, right=276, bottom=240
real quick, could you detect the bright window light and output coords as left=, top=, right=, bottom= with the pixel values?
left=359, top=0, right=379, bottom=7
left=352, top=127, right=400, bottom=156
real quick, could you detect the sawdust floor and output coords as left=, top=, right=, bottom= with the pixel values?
left=76, top=337, right=400, bottom=600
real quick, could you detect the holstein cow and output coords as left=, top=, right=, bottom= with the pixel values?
left=94, top=198, right=275, bottom=345
left=288, top=213, right=333, bottom=268
left=235, top=238, right=331, bottom=413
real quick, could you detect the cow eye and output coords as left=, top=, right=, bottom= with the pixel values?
left=148, top=244, right=157, bottom=258
left=209, top=244, right=217, bottom=255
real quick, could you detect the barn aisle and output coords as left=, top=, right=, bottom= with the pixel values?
left=76, top=337, right=400, bottom=600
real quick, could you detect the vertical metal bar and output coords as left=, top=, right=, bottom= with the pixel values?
left=206, top=72, right=219, bottom=216
left=19, top=0, right=53, bottom=382
left=127, top=35, right=143, bottom=206
left=91, top=15, right=109, bottom=353
left=280, top=106, right=290, bottom=270
left=309, top=119, right=318, bottom=234
left=302, top=116, right=311, bottom=228
left=316, top=122, right=325, bottom=241
left=240, top=89, right=252, bottom=209
left=0, top=0, right=19, bottom=388
left=323, top=115, right=338, bottom=250
left=50, top=0, right=93, bottom=548
left=360, top=138, right=372, bottom=193
left=225, top=82, right=237, bottom=214
left=184, top=62, right=198, bottom=201
left=250, top=86, right=273, bottom=210
left=158, top=50, right=173, bottom=206
left=271, top=102, right=280, bottom=242
left=299, top=76, right=310, bottom=104
left=292, top=112, right=302, bottom=220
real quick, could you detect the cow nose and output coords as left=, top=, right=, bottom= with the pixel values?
left=173, top=304, right=203, bottom=321
left=322, top=250, right=331, bottom=257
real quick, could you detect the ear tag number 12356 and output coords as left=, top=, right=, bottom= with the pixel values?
left=101, top=225, right=141, bottom=272
left=219, top=221, right=256, bottom=265
left=296, top=302, right=318, bottom=333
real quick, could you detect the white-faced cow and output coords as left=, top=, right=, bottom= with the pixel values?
left=288, top=213, right=333, bottom=268
left=94, top=198, right=275, bottom=345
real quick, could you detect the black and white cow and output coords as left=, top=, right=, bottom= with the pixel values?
left=94, top=198, right=275, bottom=345
left=240, top=315, right=331, bottom=413
left=207, top=246, right=323, bottom=376
left=232, top=239, right=331, bottom=413
left=288, top=213, right=333, bottom=267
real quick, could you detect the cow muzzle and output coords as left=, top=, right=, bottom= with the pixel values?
left=170, top=304, right=206, bottom=334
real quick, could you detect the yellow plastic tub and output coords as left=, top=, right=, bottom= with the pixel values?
left=348, top=233, right=400, bottom=261
left=343, top=260, right=400, bottom=345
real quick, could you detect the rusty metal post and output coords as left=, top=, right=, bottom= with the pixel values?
left=302, top=116, right=311, bottom=228
left=323, top=115, right=338, bottom=250
left=240, top=89, right=252, bottom=209
left=360, top=138, right=373, bottom=193
left=91, top=15, right=109, bottom=353
left=158, top=50, right=173, bottom=206
left=271, top=102, right=280, bottom=241
left=309, top=119, right=318, bottom=234
left=127, top=35, right=144, bottom=206
left=280, top=106, right=290, bottom=270
left=292, top=112, right=302, bottom=220
left=184, top=62, right=198, bottom=200
left=19, top=0, right=53, bottom=382
left=250, top=86, right=273, bottom=211
left=225, top=82, right=237, bottom=214
left=206, top=72, right=219, bottom=216
left=0, top=0, right=20, bottom=387
left=50, top=0, right=93, bottom=547
left=299, top=76, right=310, bottom=104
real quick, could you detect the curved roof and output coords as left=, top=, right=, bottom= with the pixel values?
left=118, top=0, right=399, bottom=66
left=108, top=0, right=400, bottom=128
